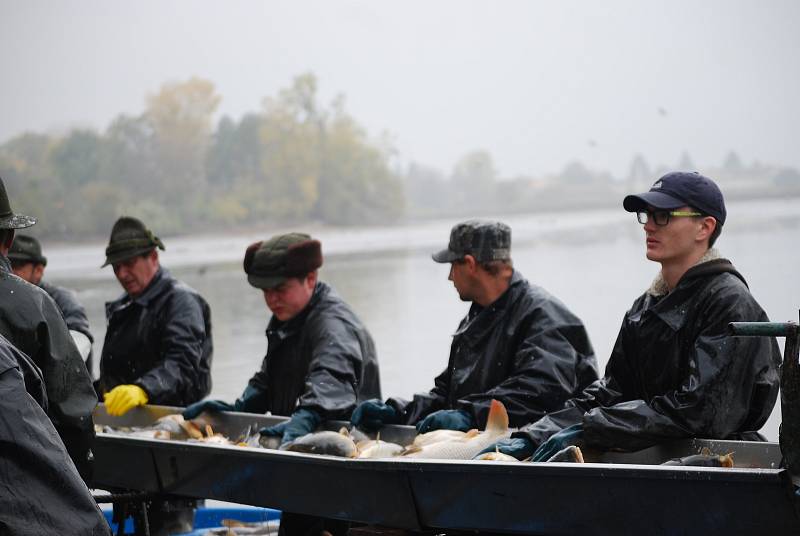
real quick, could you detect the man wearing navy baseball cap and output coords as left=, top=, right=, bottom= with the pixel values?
left=483, top=171, right=781, bottom=462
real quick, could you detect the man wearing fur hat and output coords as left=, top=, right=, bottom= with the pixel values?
left=183, top=232, right=380, bottom=536
left=0, top=176, right=98, bottom=482
left=483, top=171, right=781, bottom=461
left=9, top=234, right=94, bottom=370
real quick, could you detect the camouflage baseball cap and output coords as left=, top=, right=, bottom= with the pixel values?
left=0, top=176, right=36, bottom=230
left=102, top=216, right=165, bottom=267
left=244, top=232, right=323, bottom=289
left=432, top=220, right=511, bottom=263
left=8, top=234, right=47, bottom=266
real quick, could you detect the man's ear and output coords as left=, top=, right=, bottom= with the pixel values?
left=306, top=270, right=318, bottom=289
left=463, top=254, right=478, bottom=273
left=696, top=216, right=716, bottom=244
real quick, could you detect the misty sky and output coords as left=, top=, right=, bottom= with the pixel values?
left=2, top=0, right=798, bottom=178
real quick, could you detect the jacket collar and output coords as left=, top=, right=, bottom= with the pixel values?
left=453, top=270, right=524, bottom=339
left=0, top=254, right=10, bottom=274
left=647, top=248, right=722, bottom=297
left=107, top=267, right=170, bottom=314
left=643, top=249, right=745, bottom=331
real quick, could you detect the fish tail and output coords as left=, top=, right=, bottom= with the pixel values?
left=485, top=399, right=509, bottom=434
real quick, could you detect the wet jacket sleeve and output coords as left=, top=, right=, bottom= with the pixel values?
left=35, top=294, right=98, bottom=482
left=0, top=343, right=111, bottom=535
left=295, top=314, right=363, bottom=420
left=135, top=290, right=210, bottom=404
left=46, top=284, right=93, bottom=342
left=513, top=329, right=627, bottom=447
left=582, top=291, right=778, bottom=451
left=457, top=320, right=597, bottom=429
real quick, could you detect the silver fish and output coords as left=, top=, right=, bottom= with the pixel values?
left=402, top=400, right=510, bottom=460
left=285, top=428, right=358, bottom=458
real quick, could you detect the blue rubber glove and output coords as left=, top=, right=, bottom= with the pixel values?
left=415, top=409, right=474, bottom=434
left=350, top=399, right=400, bottom=431
left=182, top=399, right=234, bottom=420
left=182, top=385, right=267, bottom=420
left=475, top=437, right=536, bottom=461
left=260, top=408, right=322, bottom=447
left=532, top=424, right=584, bottom=462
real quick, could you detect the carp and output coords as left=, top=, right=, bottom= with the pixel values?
left=285, top=428, right=358, bottom=458
left=401, top=400, right=510, bottom=460
left=357, top=434, right=404, bottom=458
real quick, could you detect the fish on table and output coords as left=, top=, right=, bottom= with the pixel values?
left=401, top=400, right=510, bottom=460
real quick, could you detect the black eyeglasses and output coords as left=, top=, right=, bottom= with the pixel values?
left=636, top=210, right=701, bottom=226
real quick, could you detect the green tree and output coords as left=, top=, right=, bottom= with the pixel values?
left=146, top=77, right=220, bottom=209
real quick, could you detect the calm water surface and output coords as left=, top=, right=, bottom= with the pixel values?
left=48, top=198, right=799, bottom=441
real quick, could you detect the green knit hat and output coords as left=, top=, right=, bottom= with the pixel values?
left=243, top=232, right=323, bottom=289
left=102, top=216, right=165, bottom=267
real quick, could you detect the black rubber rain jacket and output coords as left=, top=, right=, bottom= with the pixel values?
left=98, top=267, right=213, bottom=405
left=0, top=336, right=111, bottom=536
left=389, top=271, right=599, bottom=428
left=514, top=258, right=781, bottom=450
left=41, top=281, right=93, bottom=342
left=242, top=282, right=381, bottom=419
left=0, top=256, right=97, bottom=481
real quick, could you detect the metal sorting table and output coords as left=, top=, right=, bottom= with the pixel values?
left=92, top=405, right=800, bottom=535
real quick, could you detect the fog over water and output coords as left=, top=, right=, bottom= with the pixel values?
left=2, top=1, right=799, bottom=177
left=48, top=197, right=799, bottom=441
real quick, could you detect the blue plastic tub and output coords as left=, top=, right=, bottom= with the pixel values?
left=102, top=505, right=281, bottom=534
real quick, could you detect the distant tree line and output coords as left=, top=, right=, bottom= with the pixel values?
left=1, top=73, right=798, bottom=239
left=0, top=74, right=404, bottom=238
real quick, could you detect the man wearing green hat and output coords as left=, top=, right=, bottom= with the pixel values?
left=0, top=176, right=97, bottom=482
left=183, top=232, right=381, bottom=536
left=97, top=215, right=213, bottom=535
left=9, top=234, right=94, bottom=371
left=97, top=216, right=213, bottom=417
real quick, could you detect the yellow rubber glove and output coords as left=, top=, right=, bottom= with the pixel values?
left=104, top=384, right=149, bottom=416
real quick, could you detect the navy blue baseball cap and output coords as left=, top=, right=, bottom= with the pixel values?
left=623, top=171, right=726, bottom=225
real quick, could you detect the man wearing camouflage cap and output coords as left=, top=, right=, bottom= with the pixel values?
left=0, top=176, right=98, bottom=482
left=352, top=219, right=598, bottom=434
left=9, top=234, right=94, bottom=370
left=183, top=232, right=380, bottom=536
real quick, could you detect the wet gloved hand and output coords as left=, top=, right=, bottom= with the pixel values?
left=475, top=437, right=536, bottom=461
left=350, top=399, right=400, bottom=431
left=260, top=408, right=322, bottom=447
left=532, top=424, right=584, bottom=462
left=182, top=385, right=267, bottom=420
left=415, top=409, right=474, bottom=434
left=182, top=399, right=234, bottom=420
left=104, top=385, right=149, bottom=416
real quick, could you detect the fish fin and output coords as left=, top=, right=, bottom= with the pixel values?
left=484, top=400, right=509, bottom=434
left=464, top=429, right=481, bottom=439
left=339, top=427, right=350, bottom=437
left=205, top=424, right=214, bottom=438
left=720, top=452, right=735, bottom=468
left=401, top=445, right=422, bottom=456
left=574, top=446, right=585, bottom=463
left=376, top=431, right=381, bottom=443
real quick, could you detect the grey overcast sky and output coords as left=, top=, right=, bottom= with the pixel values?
left=1, top=0, right=798, bottom=178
